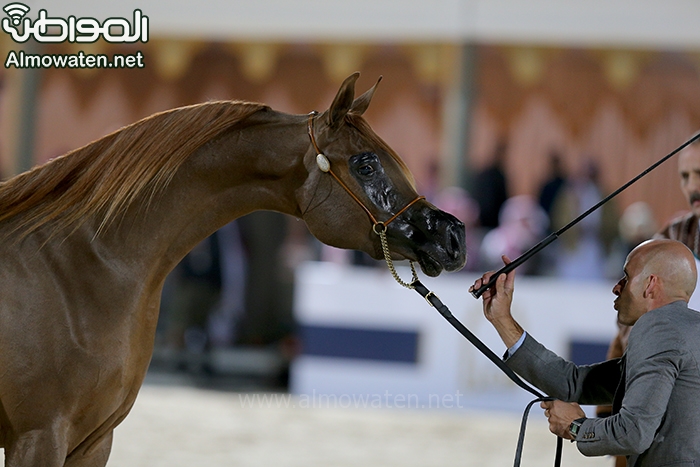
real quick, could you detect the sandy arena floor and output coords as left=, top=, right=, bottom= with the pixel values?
left=98, top=384, right=613, bottom=467
left=0, top=383, right=614, bottom=466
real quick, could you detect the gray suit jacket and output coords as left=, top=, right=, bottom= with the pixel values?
left=507, top=301, right=700, bottom=466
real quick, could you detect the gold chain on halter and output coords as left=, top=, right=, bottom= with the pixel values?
left=375, top=223, right=418, bottom=289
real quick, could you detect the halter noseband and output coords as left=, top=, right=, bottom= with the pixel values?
left=306, top=111, right=425, bottom=234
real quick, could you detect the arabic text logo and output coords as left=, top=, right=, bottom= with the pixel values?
left=1, top=3, right=149, bottom=43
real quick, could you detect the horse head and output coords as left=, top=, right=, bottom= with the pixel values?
left=297, top=73, right=467, bottom=277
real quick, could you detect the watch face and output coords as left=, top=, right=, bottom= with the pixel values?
left=569, top=419, right=584, bottom=438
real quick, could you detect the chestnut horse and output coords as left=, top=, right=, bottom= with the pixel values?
left=0, top=73, right=466, bottom=466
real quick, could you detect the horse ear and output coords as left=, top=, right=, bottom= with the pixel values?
left=349, top=76, right=382, bottom=115
left=327, top=72, right=360, bottom=128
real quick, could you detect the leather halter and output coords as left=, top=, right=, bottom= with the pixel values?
left=306, top=111, right=425, bottom=234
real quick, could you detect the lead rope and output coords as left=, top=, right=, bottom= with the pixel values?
left=376, top=238, right=563, bottom=467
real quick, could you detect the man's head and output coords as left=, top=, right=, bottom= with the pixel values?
left=678, top=142, right=700, bottom=217
left=613, top=239, right=697, bottom=325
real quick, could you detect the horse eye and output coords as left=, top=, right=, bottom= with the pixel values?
left=358, top=164, right=375, bottom=176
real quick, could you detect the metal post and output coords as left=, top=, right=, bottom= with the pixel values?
left=14, top=39, right=41, bottom=174
left=440, top=43, right=476, bottom=192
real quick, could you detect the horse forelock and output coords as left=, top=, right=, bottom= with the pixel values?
left=344, top=113, right=416, bottom=189
left=0, top=100, right=268, bottom=238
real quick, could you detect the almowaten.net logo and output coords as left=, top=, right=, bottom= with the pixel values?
left=2, top=2, right=147, bottom=69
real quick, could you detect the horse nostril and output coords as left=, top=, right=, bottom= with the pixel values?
left=446, top=222, right=465, bottom=260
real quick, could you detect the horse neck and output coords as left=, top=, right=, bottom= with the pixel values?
left=93, top=110, right=311, bottom=285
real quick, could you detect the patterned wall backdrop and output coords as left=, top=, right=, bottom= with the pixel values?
left=8, top=41, right=448, bottom=197
left=1, top=39, right=699, bottom=227
left=470, top=45, right=700, bottom=226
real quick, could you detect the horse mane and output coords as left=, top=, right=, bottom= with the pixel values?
left=345, top=113, right=416, bottom=188
left=0, top=100, right=268, bottom=238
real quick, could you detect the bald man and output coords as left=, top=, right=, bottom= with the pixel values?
left=470, top=239, right=700, bottom=466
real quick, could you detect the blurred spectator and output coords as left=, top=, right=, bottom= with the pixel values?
left=472, top=140, right=509, bottom=229
left=619, top=202, right=659, bottom=249
left=479, top=195, right=548, bottom=275
left=206, top=221, right=247, bottom=348
left=237, top=211, right=295, bottom=346
left=550, top=158, right=618, bottom=280
left=434, top=186, right=482, bottom=271
left=606, top=202, right=658, bottom=278
left=654, top=139, right=700, bottom=308
left=537, top=150, right=567, bottom=229
left=162, top=233, right=222, bottom=365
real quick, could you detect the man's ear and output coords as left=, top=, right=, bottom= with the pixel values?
left=643, top=274, right=658, bottom=298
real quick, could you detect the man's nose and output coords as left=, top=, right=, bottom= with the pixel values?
left=612, top=280, right=622, bottom=296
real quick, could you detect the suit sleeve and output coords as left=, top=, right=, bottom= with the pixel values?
left=506, top=334, right=620, bottom=405
left=576, top=314, right=681, bottom=456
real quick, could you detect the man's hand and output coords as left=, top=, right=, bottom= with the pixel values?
left=540, top=400, right=586, bottom=440
left=469, top=255, right=523, bottom=348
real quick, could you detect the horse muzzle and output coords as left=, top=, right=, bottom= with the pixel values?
left=388, top=208, right=467, bottom=277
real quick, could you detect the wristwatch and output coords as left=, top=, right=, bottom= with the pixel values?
left=569, top=417, right=586, bottom=439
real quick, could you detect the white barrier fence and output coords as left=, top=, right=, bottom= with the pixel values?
left=290, top=261, right=618, bottom=410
